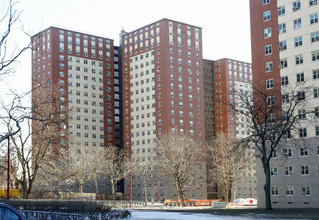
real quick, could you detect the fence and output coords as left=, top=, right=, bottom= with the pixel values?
left=21, top=210, right=101, bottom=220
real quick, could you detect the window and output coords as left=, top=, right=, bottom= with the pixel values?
left=282, top=111, right=290, bottom=121
left=315, top=107, right=319, bottom=117
left=263, top=0, right=270, bottom=4
left=271, top=186, right=279, bottom=196
left=312, top=50, right=319, bottom=61
left=279, top=23, right=286, bottom=34
left=263, top=11, right=271, bottom=21
left=264, top=27, right=272, bottom=38
left=286, top=186, right=294, bottom=196
left=310, top=13, right=319, bottom=24
left=281, top=76, right=288, bottom=85
left=300, top=146, right=309, bottom=156
left=311, top=32, right=319, bottom=43
left=301, top=165, right=309, bottom=175
left=265, top=62, right=273, bottom=72
left=293, top=1, right=301, bottom=11
left=0, top=206, right=20, bottom=219
left=285, top=166, right=293, bottom=176
left=295, top=54, right=303, bottom=65
left=284, top=147, right=292, bottom=157
left=316, top=126, right=319, bottom=136
left=314, top=88, right=319, bottom=98
left=296, top=72, right=304, bottom=82
left=279, top=41, right=287, bottom=50
left=295, top=36, right=303, bottom=47
left=268, top=113, right=275, bottom=123
left=278, top=6, right=285, bottom=16
left=313, top=69, right=319, bottom=79
left=280, top=58, right=288, bottom=68
left=298, top=109, right=306, bottom=119
left=265, top=44, right=272, bottom=55
left=266, top=79, right=274, bottom=89
left=294, top=18, right=302, bottom=29
left=282, top=94, right=289, bottom=104
left=271, top=167, right=278, bottom=176
left=267, top=96, right=275, bottom=106
left=297, top=91, right=305, bottom=100
left=302, top=185, right=311, bottom=196
left=299, top=128, right=307, bottom=137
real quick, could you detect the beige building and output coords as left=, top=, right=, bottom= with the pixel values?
left=250, top=0, right=319, bottom=208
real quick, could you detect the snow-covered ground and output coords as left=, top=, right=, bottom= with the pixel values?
left=129, top=210, right=310, bottom=220
left=130, top=210, right=243, bottom=220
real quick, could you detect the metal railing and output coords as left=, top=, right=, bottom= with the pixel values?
left=21, top=210, right=102, bottom=220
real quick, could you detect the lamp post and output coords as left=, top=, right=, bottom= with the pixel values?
left=7, top=137, right=10, bottom=200
left=129, top=162, right=140, bottom=209
left=157, top=178, right=160, bottom=203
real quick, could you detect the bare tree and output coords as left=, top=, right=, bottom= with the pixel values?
left=64, top=146, right=106, bottom=193
left=155, top=131, right=204, bottom=206
left=230, top=83, right=313, bottom=210
left=104, top=146, right=128, bottom=195
left=207, top=131, right=250, bottom=203
left=0, top=0, right=31, bottom=77
left=0, top=86, right=68, bottom=199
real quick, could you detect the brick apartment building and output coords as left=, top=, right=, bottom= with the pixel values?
left=120, top=19, right=207, bottom=201
left=31, top=27, right=121, bottom=193
left=204, top=58, right=257, bottom=200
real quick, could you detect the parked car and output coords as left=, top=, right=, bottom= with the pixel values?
left=0, top=203, right=26, bottom=220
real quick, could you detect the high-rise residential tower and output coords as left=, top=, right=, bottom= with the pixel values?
left=120, top=19, right=207, bottom=200
left=31, top=27, right=121, bottom=193
left=250, top=0, right=319, bottom=208
left=206, top=58, right=257, bottom=200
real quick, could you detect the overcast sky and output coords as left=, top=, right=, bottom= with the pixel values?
left=1, top=0, right=251, bottom=94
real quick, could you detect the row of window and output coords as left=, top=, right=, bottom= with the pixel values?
left=264, top=1, right=318, bottom=22
left=271, top=185, right=313, bottom=196
left=266, top=71, right=319, bottom=89
left=274, top=145, right=319, bottom=158
left=270, top=165, right=315, bottom=176
left=280, top=69, right=319, bottom=86
left=265, top=49, right=319, bottom=66
left=59, top=30, right=111, bottom=44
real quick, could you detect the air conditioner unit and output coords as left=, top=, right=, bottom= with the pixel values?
left=283, top=153, right=288, bottom=157
left=278, top=46, right=282, bottom=50
left=313, top=0, right=317, bottom=4
left=302, top=192, right=307, bottom=195
left=293, top=7, right=298, bottom=11
left=289, top=172, right=293, bottom=175
left=279, top=65, right=283, bottom=68
left=282, top=29, right=286, bottom=33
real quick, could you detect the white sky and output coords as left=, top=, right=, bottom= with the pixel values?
left=1, top=0, right=251, bottom=94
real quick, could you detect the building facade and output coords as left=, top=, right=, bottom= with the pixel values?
left=250, top=0, right=319, bottom=208
left=120, top=19, right=207, bottom=201
left=211, top=58, right=257, bottom=200
left=31, top=27, right=121, bottom=193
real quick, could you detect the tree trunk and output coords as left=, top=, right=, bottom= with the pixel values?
left=262, top=159, right=272, bottom=210
left=111, top=179, right=116, bottom=194
left=232, top=182, right=237, bottom=201
left=94, top=179, right=99, bottom=194
left=174, top=178, right=181, bottom=201
left=174, top=177, right=185, bottom=206
left=224, top=188, right=229, bottom=204
left=143, top=170, right=148, bottom=206
left=79, top=183, right=83, bottom=193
